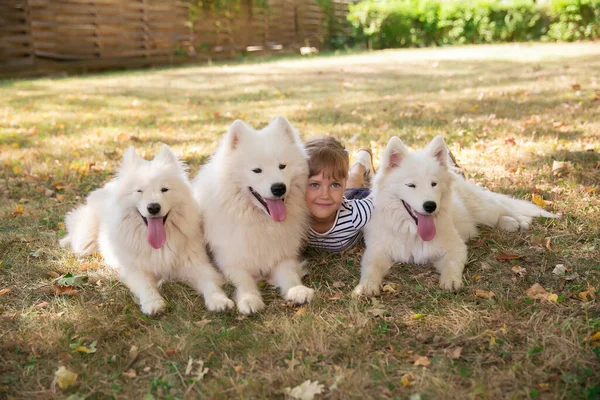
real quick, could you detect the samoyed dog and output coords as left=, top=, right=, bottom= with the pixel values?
left=354, top=136, right=557, bottom=295
left=60, top=145, right=234, bottom=315
left=193, top=116, right=312, bottom=315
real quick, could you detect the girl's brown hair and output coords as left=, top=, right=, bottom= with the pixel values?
left=304, top=137, right=349, bottom=181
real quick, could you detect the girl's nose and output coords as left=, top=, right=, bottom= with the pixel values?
left=319, top=186, right=330, bottom=199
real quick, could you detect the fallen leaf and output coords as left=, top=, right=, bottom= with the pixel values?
left=401, top=372, right=416, bottom=388
left=531, top=194, right=546, bottom=208
left=552, top=160, right=571, bottom=176
left=52, top=284, right=79, bottom=296
left=590, top=332, right=600, bottom=344
left=284, top=358, right=301, bottom=370
left=332, top=281, right=345, bottom=288
left=294, top=307, right=307, bottom=318
left=445, top=346, right=463, bottom=359
left=382, top=284, right=397, bottom=293
left=328, top=292, right=343, bottom=301
left=526, top=283, right=558, bottom=303
left=571, top=83, right=581, bottom=90
left=0, top=288, right=10, bottom=296
left=13, top=204, right=23, bottom=218
left=79, top=261, right=101, bottom=271
left=413, top=355, right=431, bottom=367
left=412, top=313, right=424, bottom=320
left=234, top=364, right=243, bottom=374
left=122, top=369, right=136, bottom=378
left=552, top=264, right=566, bottom=276
left=552, top=121, right=564, bottom=129
left=496, top=253, right=522, bottom=262
left=55, top=366, right=77, bottom=389
left=165, top=349, right=179, bottom=357
left=511, top=266, right=527, bottom=277
left=54, top=273, right=88, bottom=287
left=285, top=380, right=324, bottom=400
left=579, top=291, right=595, bottom=302
left=193, top=319, right=211, bottom=329
left=475, top=290, right=495, bottom=299
left=34, top=301, right=49, bottom=308
left=70, top=341, right=97, bottom=354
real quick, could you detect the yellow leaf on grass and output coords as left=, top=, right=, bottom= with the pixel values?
left=590, top=331, right=600, bottom=344
left=476, top=290, right=495, bottom=299
left=12, top=166, right=20, bottom=174
left=579, top=291, right=595, bottom=302
left=546, top=293, right=558, bottom=304
left=0, top=288, right=11, bottom=296
left=401, top=372, right=416, bottom=388
left=531, top=194, right=546, bottom=208
left=412, top=313, right=424, bottom=320
left=55, top=366, right=77, bottom=389
left=16, top=205, right=23, bottom=214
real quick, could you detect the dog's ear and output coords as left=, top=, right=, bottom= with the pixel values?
left=425, top=136, right=448, bottom=167
left=154, top=144, right=179, bottom=165
left=271, top=115, right=296, bottom=142
left=381, top=136, right=409, bottom=171
left=227, top=119, right=249, bottom=150
left=120, top=146, right=140, bottom=169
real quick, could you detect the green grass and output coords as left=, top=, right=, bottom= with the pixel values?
left=1, top=42, right=599, bottom=399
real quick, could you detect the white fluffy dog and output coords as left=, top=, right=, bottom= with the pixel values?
left=354, top=136, right=557, bottom=295
left=60, top=145, right=234, bottom=315
left=193, top=116, right=312, bottom=315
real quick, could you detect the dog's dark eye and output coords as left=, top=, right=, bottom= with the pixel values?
left=406, top=184, right=416, bottom=188
left=431, top=182, right=437, bottom=187
left=136, top=189, right=142, bottom=193
left=161, top=188, right=169, bottom=193
left=279, top=164, right=286, bottom=170
left=252, top=168, right=262, bottom=174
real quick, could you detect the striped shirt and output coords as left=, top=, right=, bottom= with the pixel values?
left=307, top=197, right=374, bottom=252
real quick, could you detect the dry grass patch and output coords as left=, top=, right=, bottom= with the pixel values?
left=1, top=42, right=599, bottom=399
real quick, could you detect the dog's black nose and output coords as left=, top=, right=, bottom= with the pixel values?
left=271, top=183, right=286, bottom=197
left=423, top=201, right=437, bottom=213
left=147, top=203, right=161, bottom=215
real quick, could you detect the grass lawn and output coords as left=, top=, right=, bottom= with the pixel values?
left=1, top=42, right=599, bottom=399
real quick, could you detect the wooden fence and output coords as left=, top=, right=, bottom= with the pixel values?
left=0, top=0, right=353, bottom=76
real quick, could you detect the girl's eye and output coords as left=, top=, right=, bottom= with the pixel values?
left=332, top=183, right=341, bottom=188
left=310, top=183, right=319, bottom=188
left=431, top=182, right=437, bottom=187
left=161, top=188, right=169, bottom=192
left=406, top=184, right=416, bottom=188
left=137, top=189, right=143, bottom=193
left=252, top=168, right=262, bottom=173
left=279, top=164, right=286, bottom=170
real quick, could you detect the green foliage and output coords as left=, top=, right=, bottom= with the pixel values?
left=348, top=0, right=600, bottom=49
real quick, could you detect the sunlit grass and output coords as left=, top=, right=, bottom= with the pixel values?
left=1, top=42, right=599, bottom=399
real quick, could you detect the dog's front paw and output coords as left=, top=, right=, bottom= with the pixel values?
left=236, top=293, right=265, bottom=315
left=141, top=297, right=166, bottom=315
left=205, top=293, right=235, bottom=312
left=352, top=281, right=381, bottom=297
left=498, top=216, right=520, bottom=232
left=285, top=285, right=314, bottom=304
left=439, top=274, right=464, bottom=291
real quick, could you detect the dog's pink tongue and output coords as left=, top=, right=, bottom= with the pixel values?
left=147, top=217, right=166, bottom=249
left=265, top=199, right=286, bottom=222
left=417, top=213, right=436, bottom=241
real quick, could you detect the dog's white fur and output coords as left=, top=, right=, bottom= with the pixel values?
left=354, top=136, right=557, bottom=295
left=60, top=145, right=233, bottom=315
left=193, top=116, right=312, bottom=315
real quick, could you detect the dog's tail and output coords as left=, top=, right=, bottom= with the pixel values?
left=60, top=190, right=103, bottom=255
left=453, top=176, right=558, bottom=231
